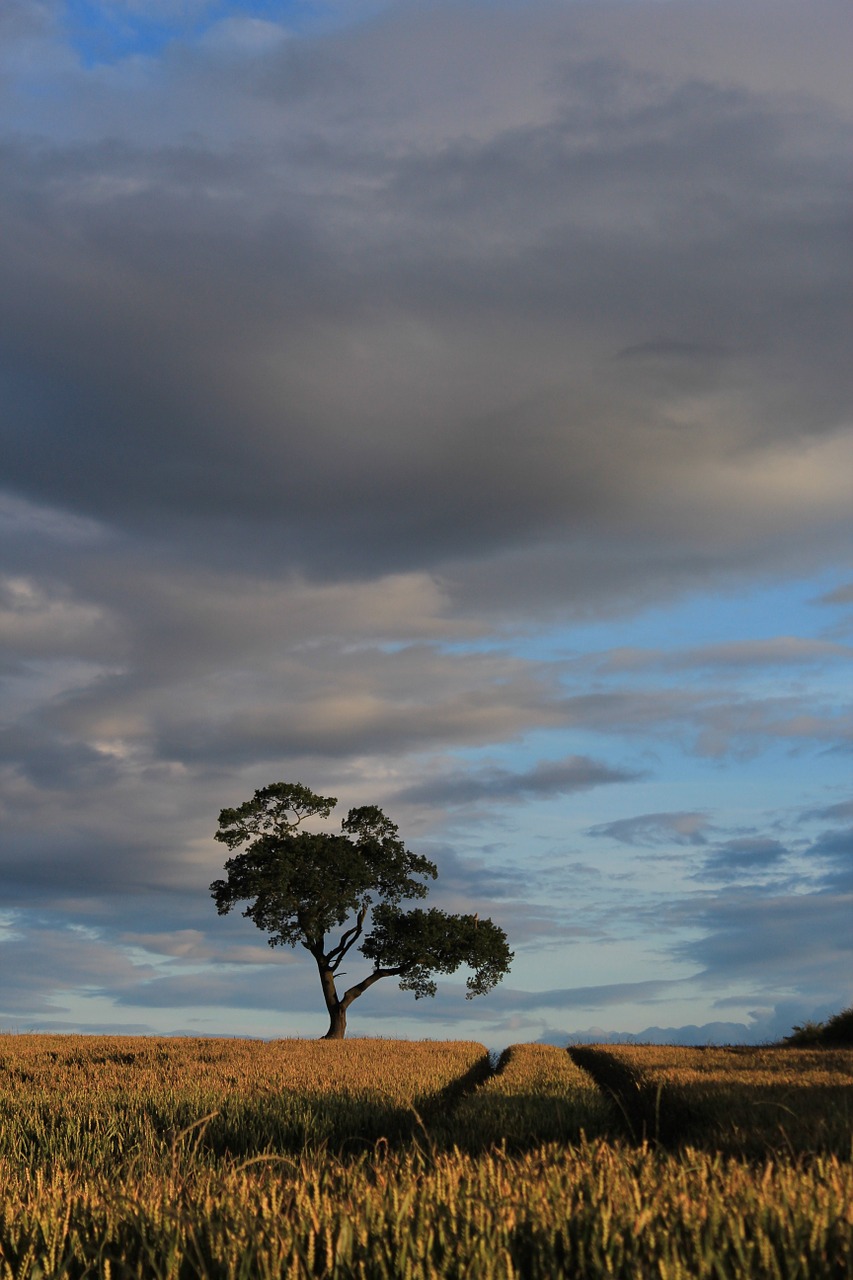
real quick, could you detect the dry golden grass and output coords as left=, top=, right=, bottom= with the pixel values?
left=449, top=1043, right=621, bottom=1148
left=1, top=1036, right=852, bottom=1276
left=571, top=1044, right=853, bottom=1155
left=0, top=1036, right=488, bottom=1171
left=0, top=1034, right=485, bottom=1103
left=600, top=1044, right=853, bottom=1087
left=480, top=1043, right=601, bottom=1093
left=1, top=1137, right=852, bottom=1278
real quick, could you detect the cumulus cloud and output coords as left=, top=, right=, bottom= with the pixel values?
left=0, top=0, right=850, bottom=1037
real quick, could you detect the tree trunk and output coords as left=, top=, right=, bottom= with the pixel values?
left=322, top=1004, right=347, bottom=1039
left=317, top=960, right=347, bottom=1039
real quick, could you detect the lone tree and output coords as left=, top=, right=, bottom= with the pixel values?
left=210, top=782, right=513, bottom=1039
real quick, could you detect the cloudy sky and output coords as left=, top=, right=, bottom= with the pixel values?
left=1, top=0, right=851, bottom=1046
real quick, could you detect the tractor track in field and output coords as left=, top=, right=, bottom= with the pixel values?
left=567, top=1047, right=672, bottom=1145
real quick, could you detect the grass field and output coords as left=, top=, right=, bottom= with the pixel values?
left=449, top=1042, right=621, bottom=1149
left=1, top=1035, right=851, bottom=1278
left=569, top=1043, right=853, bottom=1156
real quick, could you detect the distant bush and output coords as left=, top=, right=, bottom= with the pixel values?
left=783, top=1019, right=827, bottom=1047
left=823, top=1005, right=853, bottom=1046
left=783, top=1005, right=853, bottom=1047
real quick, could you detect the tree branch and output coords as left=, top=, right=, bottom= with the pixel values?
left=340, top=966, right=405, bottom=1010
left=326, top=903, right=368, bottom=971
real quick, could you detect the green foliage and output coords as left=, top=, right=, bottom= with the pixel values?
left=784, top=1019, right=829, bottom=1047
left=214, top=781, right=338, bottom=845
left=824, top=1005, right=853, bottom=1046
left=783, top=1005, right=853, bottom=1048
left=362, top=905, right=514, bottom=998
left=211, top=783, right=437, bottom=950
left=210, top=782, right=512, bottom=1035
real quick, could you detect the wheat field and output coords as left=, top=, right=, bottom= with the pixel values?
left=569, top=1043, right=853, bottom=1156
left=1, top=1035, right=851, bottom=1278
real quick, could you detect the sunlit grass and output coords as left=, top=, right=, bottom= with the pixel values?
left=0, top=1036, right=851, bottom=1277
left=0, top=1036, right=488, bottom=1170
left=1, top=1138, right=851, bottom=1278
left=450, top=1042, right=621, bottom=1148
left=571, top=1044, right=853, bottom=1155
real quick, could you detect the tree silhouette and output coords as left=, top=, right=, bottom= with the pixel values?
left=210, top=782, right=513, bottom=1038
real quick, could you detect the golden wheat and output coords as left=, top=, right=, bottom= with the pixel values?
left=1, top=1036, right=851, bottom=1277
left=572, top=1044, right=853, bottom=1155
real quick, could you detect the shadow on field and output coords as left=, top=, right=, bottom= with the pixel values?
left=195, top=1051, right=627, bottom=1160
left=184, top=1052, right=497, bottom=1160
left=195, top=1093, right=419, bottom=1159
left=426, top=1090, right=628, bottom=1154
left=421, top=1049, right=628, bottom=1154
left=568, top=1047, right=853, bottom=1158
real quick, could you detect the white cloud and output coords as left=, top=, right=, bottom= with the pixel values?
left=0, top=0, right=850, bottom=1039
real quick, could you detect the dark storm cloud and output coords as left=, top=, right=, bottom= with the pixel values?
left=0, top=2, right=850, bottom=592
left=395, top=755, right=640, bottom=808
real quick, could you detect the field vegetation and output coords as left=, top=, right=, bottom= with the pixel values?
left=449, top=1043, right=621, bottom=1150
left=0, top=1036, right=488, bottom=1168
left=784, top=1005, right=853, bottom=1048
left=0, top=1035, right=851, bottom=1278
left=569, top=1043, right=853, bottom=1157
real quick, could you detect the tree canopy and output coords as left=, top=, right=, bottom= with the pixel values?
left=210, top=782, right=513, bottom=1038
